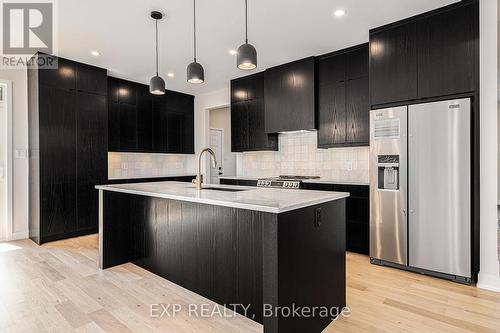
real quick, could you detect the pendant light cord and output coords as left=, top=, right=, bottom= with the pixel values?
left=245, top=0, right=248, bottom=43
left=193, top=0, right=197, bottom=62
left=155, top=18, right=159, bottom=76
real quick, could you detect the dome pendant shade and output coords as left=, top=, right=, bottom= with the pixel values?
left=187, top=61, right=204, bottom=84
left=150, top=11, right=165, bottom=95
left=237, top=42, right=257, bottom=70
left=150, top=75, right=165, bottom=95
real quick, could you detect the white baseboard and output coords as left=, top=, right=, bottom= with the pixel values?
left=477, top=272, right=500, bottom=292
left=10, top=231, right=28, bottom=241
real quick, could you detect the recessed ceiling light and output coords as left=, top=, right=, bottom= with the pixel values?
left=334, top=9, right=346, bottom=17
left=167, top=73, right=175, bottom=78
left=229, top=49, right=237, bottom=55
left=90, top=50, right=100, bottom=56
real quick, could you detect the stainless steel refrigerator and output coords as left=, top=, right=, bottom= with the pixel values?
left=369, top=98, right=471, bottom=283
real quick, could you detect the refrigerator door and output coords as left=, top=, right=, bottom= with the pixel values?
left=370, top=106, right=408, bottom=265
left=408, top=98, right=471, bottom=278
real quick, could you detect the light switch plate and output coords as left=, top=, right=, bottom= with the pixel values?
left=15, top=149, right=27, bottom=159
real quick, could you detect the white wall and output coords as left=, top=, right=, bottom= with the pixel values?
left=194, top=88, right=230, bottom=178
left=209, top=107, right=236, bottom=177
left=0, top=69, right=28, bottom=240
left=237, top=131, right=370, bottom=183
left=477, top=0, right=500, bottom=291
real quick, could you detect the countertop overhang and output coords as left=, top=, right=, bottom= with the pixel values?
left=95, top=181, right=349, bottom=214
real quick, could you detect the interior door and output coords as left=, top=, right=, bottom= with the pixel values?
left=408, top=99, right=471, bottom=278
left=209, top=129, right=223, bottom=184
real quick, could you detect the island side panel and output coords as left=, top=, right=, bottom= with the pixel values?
left=263, top=199, right=347, bottom=333
left=99, top=190, right=269, bottom=323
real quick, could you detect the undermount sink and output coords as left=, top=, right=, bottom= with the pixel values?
left=202, top=187, right=247, bottom=192
left=186, top=186, right=247, bottom=192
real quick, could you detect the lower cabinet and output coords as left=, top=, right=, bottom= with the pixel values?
left=302, top=183, right=369, bottom=255
left=220, top=178, right=370, bottom=255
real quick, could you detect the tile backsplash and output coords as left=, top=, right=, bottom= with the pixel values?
left=236, top=131, right=370, bottom=183
left=108, top=152, right=196, bottom=180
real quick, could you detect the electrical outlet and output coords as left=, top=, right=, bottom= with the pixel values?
left=121, top=163, right=128, bottom=170
left=345, top=161, right=353, bottom=171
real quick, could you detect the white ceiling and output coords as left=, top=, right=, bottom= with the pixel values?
left=58, top=0, right=459, bottom=96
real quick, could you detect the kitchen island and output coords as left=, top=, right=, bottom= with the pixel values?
left=95, top=181, right=348, bottom=333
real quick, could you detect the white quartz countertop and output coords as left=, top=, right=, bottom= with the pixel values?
left=95, top=181, right=349, bottom=214
left=218, top=176, right=369, bottom=186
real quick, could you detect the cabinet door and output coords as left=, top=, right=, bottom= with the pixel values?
left=231, top=103, right=249, bottom=152
left=246, top=73, right=264, bottom=100
left=152, top=98, right=169, bottom=152
left=38, top=56, right=76, bottom=90
left=263, top=66, right=282, bottom=133
left=370, top=23, right=417, bottom=106
left=346, top=77, right=369, bottom=145
left=76, top=64, right=107, bottom=95
left=76, top=92, right=107, bottom=232
left=416, top=3, right=477, bottom=98
left=183, top=112, right=195, bottom=154
left=166, top=111, right=185, bottom=153
left=265, top=57, right=316, bottom=133
left=318, top=53, right=346, bottom=85
left=318, top=82, right=346, bottom=147
left=108, top=102, right=121, bottom=151
left=119, top=104, right=138, bottom=151
left=137, top=84, right=153, bottom=151
left=347, top=45, right=369, bottom=80
left=231, top=79, right=249, bottom=103
left=247, top=99, right=276, bottom=150
left=39, top=86, right=77, bottom=238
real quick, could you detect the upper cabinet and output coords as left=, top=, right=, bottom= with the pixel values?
left=153, top=91, right=195, bottom=154
left=416, top=3, right=478, bottom=99
left=369, top=1, right=478, bottom=107
left=264, top=57, right=316, bottom=133
left=369, top=23, right=417, bottom=106
left=108, top=77, right=194, bottom=154
left=231, top=72, right=278, bottom=152
left=317, top=44, right=369, bottom=148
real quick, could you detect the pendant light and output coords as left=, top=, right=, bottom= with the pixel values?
left=237, top=0, right=257, bottom=70
left=150, top=11, right=165, bottom=95
left=187, top=0, right=204, bottom=83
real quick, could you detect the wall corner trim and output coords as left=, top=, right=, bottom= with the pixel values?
left=477, top=272, right=500, bottom=292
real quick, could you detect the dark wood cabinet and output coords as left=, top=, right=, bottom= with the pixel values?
left=318, top=82, right=346, bottom=146
left=152, top=91, right=195, bottom=154
left=264, top=57, right=316, bottom=133
left=416, top=2, right=477, bottom=99
left=346, top=76, right=369, bottom=145
left=219, top=178, right=370, bottom=255
left=76, top=92, right=108, bottom=233
left=230, top=73, right=278, bottom=152
left=370, top=1, right=478, bottom=107
left=317, top=44, right=369, bottom=148
left=108, top=77, right=194, bottom=154
left=369, top=23, right=417, bottom=106
left=28, top=53, right=107, bottom=244
left=302, top=183, right=369, bottom=255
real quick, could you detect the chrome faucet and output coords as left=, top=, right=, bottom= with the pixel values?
left=194, top=148, right=218, bottom=190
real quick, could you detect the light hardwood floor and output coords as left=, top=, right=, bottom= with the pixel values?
left=0, top=235, right=499, bottom=333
